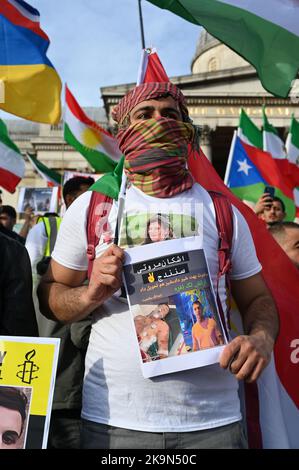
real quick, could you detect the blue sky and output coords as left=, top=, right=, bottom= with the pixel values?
left=31, top=0, right=200, bottom=107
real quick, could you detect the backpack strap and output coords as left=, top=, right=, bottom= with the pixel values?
left=208, top=190, right=234, bottom=341
left=86, top=191, right=113, bottom=280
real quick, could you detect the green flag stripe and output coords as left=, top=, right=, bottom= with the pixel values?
left=89, top=156, right=125, bottom=200
left=239, top=109, right=263, bottom=149
left=0, top=119, right=22, bottom=154
left=64, top=124, right=117, bottom=173
left=28, top=153, right=61, bottom=185
left=290, top=116, right=299, bottom=149
left=263, top=108, right=278, bottom=135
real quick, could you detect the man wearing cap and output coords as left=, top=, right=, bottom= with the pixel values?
left=38, top=82, right=278, bottom=449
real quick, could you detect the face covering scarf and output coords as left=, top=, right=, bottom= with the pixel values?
left=117, top=117, right=195, bottom=198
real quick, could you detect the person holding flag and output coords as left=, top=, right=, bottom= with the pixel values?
left=38, top=80, right=278, bottom=449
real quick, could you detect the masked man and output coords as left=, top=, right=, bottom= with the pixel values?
left=38, top=82, right=278, bottom=449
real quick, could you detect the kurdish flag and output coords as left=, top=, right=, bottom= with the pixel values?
left=0, top=0, right=61, bottom=123
left=226, top=133, right=296, bottom=220
left=147, top=0, right=299, bottom=97
left=237, top=109, right=262, bottom=149
left=27, top=153, right=61, bottom=186
left=64, top=86, right=121, bottom=173
left=0, top=118, right=25, bottom=192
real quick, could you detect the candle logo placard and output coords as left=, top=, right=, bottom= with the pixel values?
left=17, top=350, right=39, bottom=384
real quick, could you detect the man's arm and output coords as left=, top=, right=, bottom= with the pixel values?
left=254, top=194, right=272, bottom=217
left=37, top=244, right=124, bottom=323
left=220, top=272, right=279, bottom=383
left=19, top=207, right=34, bottom=239
left=213, top=321, right=224, bottom=345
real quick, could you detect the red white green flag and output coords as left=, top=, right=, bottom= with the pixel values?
left=263, top=109, right=299, bottom=216
left=286, top=115, right=299, bottom=217
left=237, top=109, right=263, bottom=149
left=0, top=119, right=25, bottom=193
left=27, top=152, right=61, bottom=186
left=147, top=0, right=299, bottom=98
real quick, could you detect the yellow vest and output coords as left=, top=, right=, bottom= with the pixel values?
left=38, top=216, right=62, bottom=256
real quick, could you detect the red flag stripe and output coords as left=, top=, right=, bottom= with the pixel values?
left=242, top=142, right=295, bottom=198
left=0, top=167, right=21, bottom=193
left=143, top=52, right=169, bottom=83
left=0, top=0, right=48, bottom=40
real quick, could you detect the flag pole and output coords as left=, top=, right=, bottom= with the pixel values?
left=138, top=0, right=146, bottom=49
left=224, top=130, right=237, bottom=186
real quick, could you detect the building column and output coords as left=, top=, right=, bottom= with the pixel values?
left=200, top=125, right=212, bottom=162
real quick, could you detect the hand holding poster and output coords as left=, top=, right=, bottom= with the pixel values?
left=123, top=236, right=226, bottom=378
left=17, top=187, right=58, bottom=215
left=0, top=336, right=59, bottom=449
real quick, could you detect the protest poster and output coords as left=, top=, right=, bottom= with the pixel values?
left=0, top=336, right=60, bottom=449
left=17, top=187, right=58, bottom=215
left=123, top=236, right=226, bottom=378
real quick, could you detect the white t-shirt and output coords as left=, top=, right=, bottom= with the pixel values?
left=52, top=183, right=261, bottom=432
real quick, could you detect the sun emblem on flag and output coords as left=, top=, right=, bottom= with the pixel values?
left=81, top=127, right=102, bottom=149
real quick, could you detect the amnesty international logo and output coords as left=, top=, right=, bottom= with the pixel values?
left=17, top=350, right=39, bottom=384
left=0, top=337, right=59, bottom=416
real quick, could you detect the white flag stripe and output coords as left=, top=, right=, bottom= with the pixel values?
left=263, top=130, right=286, bottom=159
left=218, top=0, right=299, bottom=37
left=257, top=356, right=292, bottom=448
left=286, top=134, right=299, bottom=165
left=237, top=128, right=254, bottom=147
left=8, top=0, right=40, bottom=23
left=0, top=140, right=25, bottom=177
left=137, top=50, right=149, bottom=86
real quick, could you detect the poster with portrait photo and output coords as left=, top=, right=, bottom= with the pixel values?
left=119, top=211, right=201, bottom=249
left=0, top=336, right=60, bottom=449
left=123, top=236, right=227, bottom=378
left=17, top=187, right=58, bottom=215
